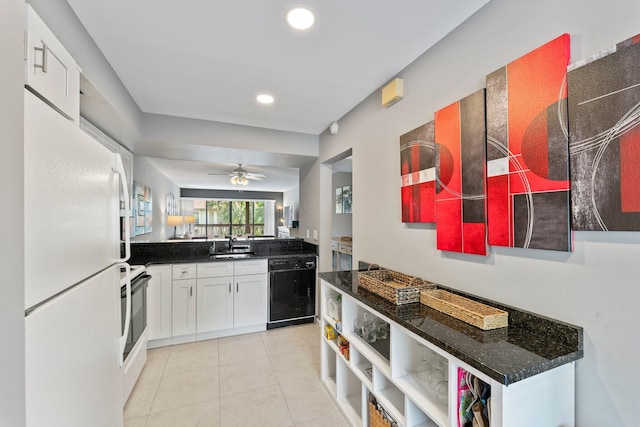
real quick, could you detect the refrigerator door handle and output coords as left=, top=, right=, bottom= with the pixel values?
left=114, top=153, right=131, bottom=263
left=118, top=262, right=131, bottom=367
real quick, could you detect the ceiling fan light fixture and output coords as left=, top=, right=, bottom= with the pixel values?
left=286, top=7, right=315, bottom=30
left=230, top=175, right=249, bottom=186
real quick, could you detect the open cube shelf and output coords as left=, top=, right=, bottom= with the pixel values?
left=320, top=277, right=577, bottom=427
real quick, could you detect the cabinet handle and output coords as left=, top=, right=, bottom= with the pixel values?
left=190, top=286, right=193, bottom=297
left=34, top=42, right=47, bottom=73
left=236, top=283, right=239, bottom=293
left=228, top=283, right=231, bottom=293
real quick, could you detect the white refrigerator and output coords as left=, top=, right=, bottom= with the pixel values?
left=23, top=89, right=130, bottom=426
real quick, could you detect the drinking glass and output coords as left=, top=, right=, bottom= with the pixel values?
left=435, top=381, right=448, bottom=404
left=353, top=318, right=364, bottom=337
left=362, top=320, right=376, bottom=343
left=416, top=346, right=433, bottom=381
left=374, top=319, right=388, bottom=340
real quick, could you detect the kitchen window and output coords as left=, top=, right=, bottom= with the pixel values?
left=192, top=199, right=270, bottom=237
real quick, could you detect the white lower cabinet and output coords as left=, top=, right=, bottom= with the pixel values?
left=197, top=276, right=233, bottom=333
left=233, top=273, right=268, bottom=328
left=172, top=278, right=196, bottom=339
left=320, top=279, right=575, bottom=427
left=171, top=264, right=197, bottom=341
left=196, top=259, right=268, bottom=339
left=146, top=265, right=172, bottom=346
left=147, top=260, right=269, bottom=346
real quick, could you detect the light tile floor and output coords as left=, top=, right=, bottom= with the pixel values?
left=124, top=322, right=349, bottom=427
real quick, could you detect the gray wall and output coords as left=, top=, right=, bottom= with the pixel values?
left=299, top=159, right=321, bottom=244
left=1, top=2, right=26, bottom=424
left=316, top=0, right=640, bottom=425
left=332, top=172, right=352, bottom=238
left=132, top=157, right=182, bottom=242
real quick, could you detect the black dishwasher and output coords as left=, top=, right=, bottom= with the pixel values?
left=268, top=256, right=316, bottom=329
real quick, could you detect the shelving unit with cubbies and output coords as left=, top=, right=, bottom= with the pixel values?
left=319, top=273, right=579, bottom=427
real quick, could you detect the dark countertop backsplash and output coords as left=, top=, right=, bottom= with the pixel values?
left=127, top=238, right=317, bottom=265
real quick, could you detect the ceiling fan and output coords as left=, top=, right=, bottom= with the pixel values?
left=208, top=164, right=266, bottom=186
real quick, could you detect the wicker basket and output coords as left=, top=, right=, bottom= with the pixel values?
left=369, top=402, right=391, bottom=427
left=420, top=289, right=508, bottom=330
left=358, top=267, right=434, bottom=305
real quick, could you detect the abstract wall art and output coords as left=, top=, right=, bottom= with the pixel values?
left=434, top=89, right=487, bottom=255
left=485, top=34, right=572, bottom=251
left=568, top=34, right=640, bottom=231
left=400, top=121, right=437, bottom=223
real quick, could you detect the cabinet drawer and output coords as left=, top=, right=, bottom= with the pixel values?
left=234, top=259, right=268, bottom=276
left=197, top=262, right=234, bottom=278
left=172, top=263, right=197, bottom=280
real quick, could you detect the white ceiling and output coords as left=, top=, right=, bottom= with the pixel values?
left=66, top=0, right=489, bottom=190
left=146, top=158, right=300, bottom=192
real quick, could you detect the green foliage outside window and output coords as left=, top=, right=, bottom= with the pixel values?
left=195, top=200, right=266, bottom=237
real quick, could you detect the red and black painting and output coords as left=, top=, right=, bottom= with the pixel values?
left=400, top=121, right=437, bottom=223
left=568, top=34, right=640, bottom=231
left=486, top=34, right=572, bottom=251
left=434, top=89, right=487, bottom=255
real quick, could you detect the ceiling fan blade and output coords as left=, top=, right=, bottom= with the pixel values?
left=245, top=174, right=264, bottom=181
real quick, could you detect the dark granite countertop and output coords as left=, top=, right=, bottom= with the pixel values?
left=319, top=270, right=583, bottom=386
left=129, top=238, right=317, bottom=266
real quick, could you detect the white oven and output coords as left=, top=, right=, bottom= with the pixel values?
left=120, top=265, right=149, bottom=405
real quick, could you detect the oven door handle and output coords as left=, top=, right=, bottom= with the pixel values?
left=130, top=274, right=151, bottom=294
left=118, top=262, right=131, bottom=367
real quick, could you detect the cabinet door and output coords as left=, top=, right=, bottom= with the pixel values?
left=24, top=5, right=80, bottom=121
left=197, top=277, right=233, bottom=333
left=234, top=274, right=267, bottom=328
left=172, top=279, right=196, bottom=337
left=146, top=265, right=172, bottom=341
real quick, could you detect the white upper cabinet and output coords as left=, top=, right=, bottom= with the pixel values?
left=24, top=4, right=80, bottom=122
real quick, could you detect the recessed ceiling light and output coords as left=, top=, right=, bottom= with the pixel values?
left=286, top=7, right=315, bottom=30
left=256, top=94, right=274, bottom=104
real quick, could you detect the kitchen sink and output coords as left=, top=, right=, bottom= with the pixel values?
left=211, top=252, right=257, bottom=259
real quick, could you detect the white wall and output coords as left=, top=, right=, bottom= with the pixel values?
left=317, top=0, right=640, bottom=425
left=132, top=157, right=181, bottom=241
left=1, top=2, right=26, bottom=424
left=299, top=160, right=321, bottom=244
